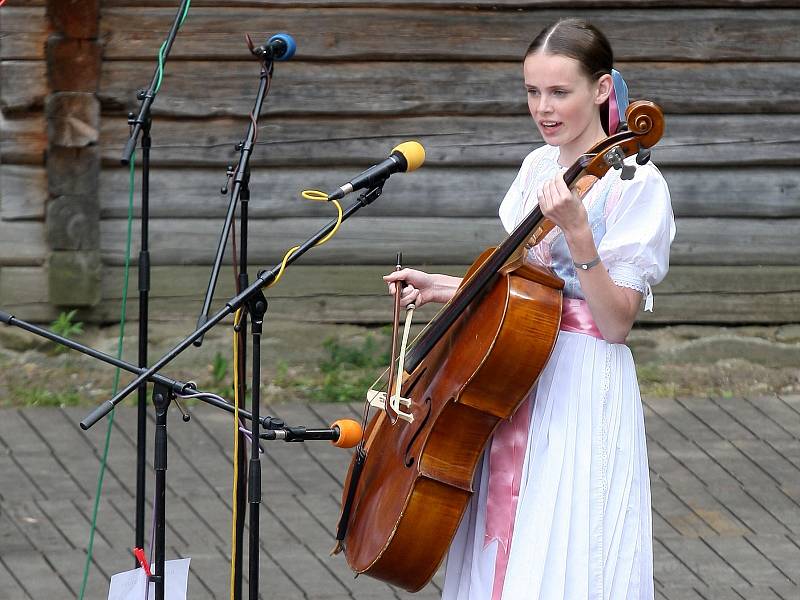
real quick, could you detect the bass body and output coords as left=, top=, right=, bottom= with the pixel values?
left=340, top=251, right=563, bottom=591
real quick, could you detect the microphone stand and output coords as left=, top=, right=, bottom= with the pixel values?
left=81, top=181, right=388, bottom=426
left=191, top=41, right=275, bottom=597
left=135, top=111, right=152, bottom=569
left=0, top=309, right=284, bottom=600
left=119, top=0, right=191, bottom=566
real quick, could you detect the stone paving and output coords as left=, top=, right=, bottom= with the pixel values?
left=0, top=396, right=798, bottom=599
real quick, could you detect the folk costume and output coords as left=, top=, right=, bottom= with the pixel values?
left=441, top=73, right=676, bottom=600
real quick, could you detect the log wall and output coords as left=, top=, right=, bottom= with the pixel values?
left=2, top=1, right=799, bottom=324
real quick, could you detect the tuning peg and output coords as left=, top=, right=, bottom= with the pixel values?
left=621, top=164, right=636, bottom=180
left=636, top=146, right=651, bottom=165
left=603, top=146, right=635, bottom=179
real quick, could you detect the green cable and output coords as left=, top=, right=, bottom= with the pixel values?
left=77, top=153, right=136, bottom=600
left=154, top=0, right=191, bottom=93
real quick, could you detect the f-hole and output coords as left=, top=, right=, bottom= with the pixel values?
left=403, top=367, right=426, bottom=398
left=404, top=397, right=432, bottom=467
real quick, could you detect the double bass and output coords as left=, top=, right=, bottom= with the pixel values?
left=334, top=101, right=665, bottom=592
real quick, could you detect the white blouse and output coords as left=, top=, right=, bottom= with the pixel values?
left=498, top=144, right=676, bottom=311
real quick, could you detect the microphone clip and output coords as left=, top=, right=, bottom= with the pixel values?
left=357, top=182, right=385, bottom=207
left=245, top=34, right=278, bottom=61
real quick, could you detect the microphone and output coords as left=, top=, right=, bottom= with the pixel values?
left=253, top=33, right=296, bottom=61
left=259, top=419, right=362, bottom=448
left=327, top=141, right=426, bottom=200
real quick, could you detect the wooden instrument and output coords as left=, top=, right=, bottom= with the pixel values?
left=334, top=101, right=665, bottom=592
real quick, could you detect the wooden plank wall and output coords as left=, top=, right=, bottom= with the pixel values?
left=2, top=1, right=799, bottom=324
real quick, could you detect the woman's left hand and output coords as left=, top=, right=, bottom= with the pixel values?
left=537, top=173, right=589, bottom=238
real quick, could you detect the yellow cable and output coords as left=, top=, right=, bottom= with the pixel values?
left=301, top=189, right=328, bottom=201
left=228, top=190, right=339, bottom=595
left=264, top=191, right=343, bottom=289
left=229, top=308, right=243, bottom=600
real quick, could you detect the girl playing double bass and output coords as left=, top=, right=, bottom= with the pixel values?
left=385, top=19, right=675, bottom=600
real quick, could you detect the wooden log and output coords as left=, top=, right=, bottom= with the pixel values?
left=98, top=216, right=508, bottom=266
left=47, top=146, right=100, bottom=197
left=0, top=61, right=47, bottom=112
left=0, top=112, right=47, bottom=165
left=4, top=265, right=798, bottom=325
left=46, top=195, right=101, bottom=251
left=99, top=7, right=800, bottom=61
left=0, top=165, right=47, bottom=221
left=48, top=250, right=102, bottom=307
left=0, top=267, right=50, bottom=318
left=672, top=218, right=800, bottom=266
left=97, top=166, right=800, bottom=219
left=640, top=265, right=800, bottom=324
left=665, top=168, right=800, bottom=217
left=45, top=92, right=100, bottom=147
left=46, top=37, right=102, bottom=93
left=98, top=61, right=800, bottom=117
left=0, top=8, right=48, bottom=60
left=0, top=221, right=47, bottom=266
left=97, top=216, right=800, bottom=266
left=98, top=114, right=800, bottom=168
left=48, top=0, right=99, bottom=39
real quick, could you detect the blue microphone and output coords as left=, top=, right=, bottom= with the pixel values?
left=255, top=33, right=296, bottom=61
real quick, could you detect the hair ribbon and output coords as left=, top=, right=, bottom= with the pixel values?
left=608, top=68, right=629, bottom=134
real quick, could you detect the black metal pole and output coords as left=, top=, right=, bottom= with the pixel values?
left=246, top=291, right=267, bottom=600
left=134, top=113, right=152, bottom=568
left=151, top=384, right=171, bottom=600
left=234, top=170, right=250, bottom=600
left=193, top=61, right=272, bottom=347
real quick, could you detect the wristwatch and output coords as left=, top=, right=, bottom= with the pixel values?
left=573, top=256, right=602, bottom=271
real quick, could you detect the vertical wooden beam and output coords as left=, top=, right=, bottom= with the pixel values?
left=45, top=0, right=102, bottom=307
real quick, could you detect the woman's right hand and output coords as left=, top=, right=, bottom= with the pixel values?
left=383, top=269, right=461, bottom=308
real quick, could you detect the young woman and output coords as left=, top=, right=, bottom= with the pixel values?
left=384, top=19, right=675, bottom=600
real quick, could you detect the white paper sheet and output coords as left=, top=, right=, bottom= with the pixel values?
left=107, top=558, right=191, bottom=600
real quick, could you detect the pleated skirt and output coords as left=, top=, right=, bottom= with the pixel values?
left=442, top=331, right=654, bottom=600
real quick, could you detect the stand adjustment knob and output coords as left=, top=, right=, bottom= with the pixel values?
left=221, top=165, right=235, bottom=194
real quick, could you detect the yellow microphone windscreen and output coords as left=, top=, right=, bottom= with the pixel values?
left=392, top=141, right=426, bottom=172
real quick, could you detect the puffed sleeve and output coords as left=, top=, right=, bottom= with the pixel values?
left=597, top=162, right=676, bottom=312
left=498, top=166, right=524, bottom=234
left=498, top=146, right=549, bottom=234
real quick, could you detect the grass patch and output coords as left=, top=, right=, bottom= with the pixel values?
left=5, top=386, right=84, bottom=407
left=637, top=363, right=678, bottom=398
left=269, top=332, right=392, bottom=403
left=312, top=333, right=391, bottom=402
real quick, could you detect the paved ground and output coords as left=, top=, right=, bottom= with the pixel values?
left=0, top=395, right=798, bottom=600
